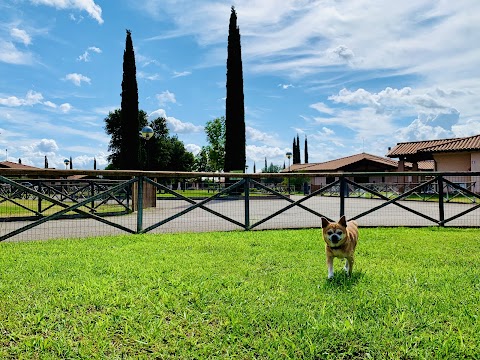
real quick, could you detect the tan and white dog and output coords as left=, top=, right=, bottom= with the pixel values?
left=321, top=216, right=359, bottom=279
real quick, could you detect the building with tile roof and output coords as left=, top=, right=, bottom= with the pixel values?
left=386, top=134, right=480, bottom=172
left=0, top=161, right=39, bottom=169
left=283, top=152, right=434, bottom=192
left=387, top=134, right=480, bottom=192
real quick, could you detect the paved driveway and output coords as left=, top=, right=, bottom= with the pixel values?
left=2, top=196, right=479, bottom=242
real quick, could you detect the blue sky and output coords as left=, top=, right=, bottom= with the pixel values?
left=1, top=0, right=479, bottom=170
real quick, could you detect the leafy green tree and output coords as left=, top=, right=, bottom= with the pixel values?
left=142, top=117, right=194, bottom=171
left=120, top=29, right=140, bottom=169
left=105, top=109, right=147, bottom=169
left=224, top=6, right=246, bottom=173
left=105, top=110, right=193, bottom=171
left=194, top=147, right=210, bottom=172
left=205, top=116, right=225, bottom=171
left=262, top=162, right=283, bottom=186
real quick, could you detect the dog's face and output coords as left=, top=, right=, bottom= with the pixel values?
left=321, top=216, right=348, bottom=247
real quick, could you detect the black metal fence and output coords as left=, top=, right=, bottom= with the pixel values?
left=1, top=169, right=479, bottom=242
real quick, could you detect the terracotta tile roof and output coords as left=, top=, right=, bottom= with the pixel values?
left=284, top=153, right=399, bottom=172
left=420, top=134, right=480, bottom=153
left=410, top=160, right=435, bottom=170
left=387, top=134, right=480, bottom=158
left=0, top=161, right=39, bottom=169
left=285, top=163, right=316, bottom=172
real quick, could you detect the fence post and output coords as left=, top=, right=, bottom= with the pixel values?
left=438, top=175, right=445, bottom=226
left=137, top=176, right=144, bottom=233
left=37, top=182, right=42, bottom=214
left=244, top=177, right=250, bottom=230
left=339, top=175, right=345, bottom=218
left=90, top=181, right=95, bottom=213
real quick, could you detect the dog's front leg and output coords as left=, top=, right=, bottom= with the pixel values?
left=345, top=256, right=354, bottom=276
left=327, top=255, right=334, bottom=279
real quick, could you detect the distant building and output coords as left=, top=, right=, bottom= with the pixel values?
left=284, top=152, right=434, bottom=191
left=387, top=134, right=480, bottom=192
left=0, top=161, right=39, bottom=170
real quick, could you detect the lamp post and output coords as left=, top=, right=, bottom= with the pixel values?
left=140, top=125, right=154, bottom=170
left=286, top=151, right=292, bottom=194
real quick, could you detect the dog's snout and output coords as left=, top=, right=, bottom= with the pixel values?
left=330, top=234, right=340, bottom=243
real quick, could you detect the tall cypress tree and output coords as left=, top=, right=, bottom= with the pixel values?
left=293, top=135, right=301, bottom=164
left=304, top=135, right=309, bottom=164
left=224, top=6, right=246, bottom=173
left=296, top=134, right=301, bottom=164
left=120, top=29, right=140, bottom=169
left=292, top=137, right=296, bottom=164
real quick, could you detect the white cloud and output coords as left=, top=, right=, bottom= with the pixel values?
left=246, top=126, right=276, bottom=143
left=138, top=71, right=162, bottom=81
left=166, top=117, right=203, bottom=134
left=453, top=119, right=480, bottom=138
left=149, top=109, right=203, bottom=134
left=43, top=101, right=57, bottom=108
left=0, top=40, right=33, bottom=65
left=59, top=103, right=72, bottom=113
left=0, top=90, right=43, bottom=106
left=186, top=143, right=201, bottom=155
left=313, top=106, right=396, bottom=140
left=318, top=127, right=335, bottom=136
left=63, top=73, right=91, bottom=86
left=310, top=102, right=335, bottom=115
left=396, top=110, right=459, bottom=142
left=141, top=0, right=480, bottom=93
left=148, top=109, right=167, bottom=119
left=278, top=84, right=294, bottom=90
left=30, top=0, right=104, bottom=24
left=246, top=144, right=287, bottom=164
left=34, top=138, right=59, bottom=153
left=10, top=28, right=32, bottom=45
left=173, top=71, right=191, bottom=78
left=77, top=51, right=89, bottom=62
left=77, top=46, right=102, bottom=61
left=328, top=45, right=355, bottom=62
left=88, top=46, right=101, bottom=53
left=156, top=90, right=176, bottom=106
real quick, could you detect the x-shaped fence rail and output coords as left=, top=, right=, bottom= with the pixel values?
left=1, top=171, right=479, bottom=241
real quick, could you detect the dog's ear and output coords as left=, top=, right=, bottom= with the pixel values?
left=321, top=217, right=330, bottom=228
left=339, top=215, right=347, bottom=227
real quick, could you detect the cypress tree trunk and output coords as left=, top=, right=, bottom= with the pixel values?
left=120, top=29, right=140, bottom=169
left=224, top=6, right=246, bottom=173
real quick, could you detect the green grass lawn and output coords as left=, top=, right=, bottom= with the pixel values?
left=1, top=228, right=479, bottom=359
left=0, top=200, right=127, bottom=217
